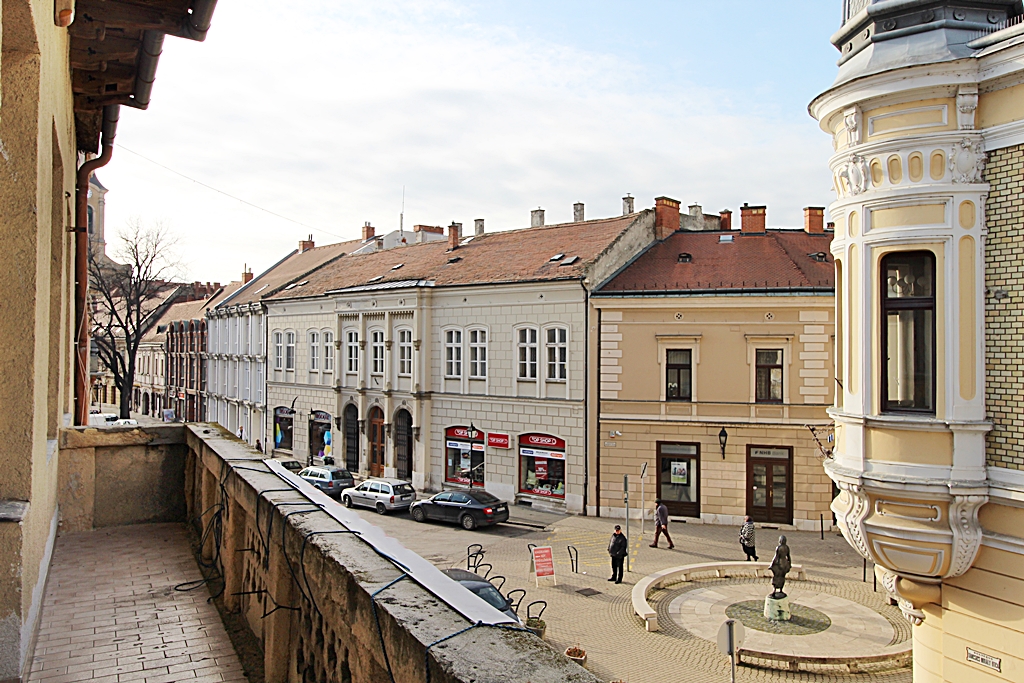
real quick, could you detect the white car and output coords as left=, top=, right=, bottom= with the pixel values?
left=340, top=479, right=416, bottom=514
left=111, top=418, right=138, bottom=426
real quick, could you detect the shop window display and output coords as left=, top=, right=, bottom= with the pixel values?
left=445, top=426, right=484, bottom=486
left=518, top=433, right=566, bottom=498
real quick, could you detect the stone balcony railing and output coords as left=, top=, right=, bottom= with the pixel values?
left=58, top=424, right=596, bottom=683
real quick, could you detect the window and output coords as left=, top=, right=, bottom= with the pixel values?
left=398, top=329, right=413, bottom=376
left=546, top=327, right=567, bottom=381
left=323, top=331, right=334, bottom=372
left=255, top=363, right=264, bottom=403
left=882, top=251, right=935, bottom=413
left=755, top=349, right=783, bottom=403
left=285, top=332, right=296, bottom=370
left=666, top=349, right=692, bottom=400
left=274, top=332, right=283, bottom=370
left=255, top=315, right=263, bottom=355
left=309, top=331, right=320, bottom=371
left=518, top=327, right=538, bottom=379
left=346, top=331, right=359, bottom=373
left=243, top=360, right=250, bottom=399
left=468, top=329, right=487, bottom=378
left=445, top=329, right=463, bottom=377
left=371, top=330, right=385, bottom=374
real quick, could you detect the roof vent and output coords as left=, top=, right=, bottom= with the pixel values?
left=284, top=283, right=298, bottom=290
left=808, top=251, right=829, bottom=262
left=549, top=253, right=565, bottom=262
left=559, top=256, right=579, bottom=266
left=719, top=234, right=734, bottom=243
left=391, top=263, right=404, bottom=270
left=447, top=256, right=462, bottom=264
left=678, top=253, right=692, bottom=263
left=367, top=275, right=384, bottom=283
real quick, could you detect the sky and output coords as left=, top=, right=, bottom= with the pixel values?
left=98, top=1, right=844, bottom=283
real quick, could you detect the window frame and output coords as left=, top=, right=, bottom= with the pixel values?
left=880, top=250, right=937, bottom=414
left=665, top=348, right=692, bottom=401
left=323, top=330, right=334, bottom=373
left=370, top=329, right=385, bottom=375
left=285, top=331, right=296, bottom=371
left=545, top=326, right=568, bottom=382
left=517, top=326, right=539, bottom=380
left=755, top=349, right=784, bottom=404
left=444, top=328, right=463, bottom=378
left=468, top=328, right=487, bottom=379
left=309, top=330, right=320, bottom=372
left=397, top=328, right=413, bottom=377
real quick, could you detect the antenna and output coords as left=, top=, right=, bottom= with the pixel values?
left=400, top=186, right=405, bottom=235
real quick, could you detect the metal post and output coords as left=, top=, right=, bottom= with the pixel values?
left=640, top=468, right=646, bottom=537
left=624, top=474, right=630, bottom=573
left=863, top=557, right=867, bottom=582
left=820, top=513, right=824, bottom=540
left=728, top=620, right=737, bottom=683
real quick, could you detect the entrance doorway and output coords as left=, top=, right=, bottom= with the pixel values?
left=343, top=404, right=359, bottom=472
left=394, top=409, right=413, bottom=480
left=746, top=446, right=792, bottom=524
left=368, top=407, right=385, bottom=477
left=657, top=442, right=700, bottom=518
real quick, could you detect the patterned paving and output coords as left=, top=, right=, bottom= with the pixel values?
left=725, top=600, right=831, bottom=636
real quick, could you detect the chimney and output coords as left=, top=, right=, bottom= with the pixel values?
left=531, top=208, right=545, bottom=227
left=362, top=222, right=375, bottom=240
left=654, top=196, right=681, bottom=241
left=448, top=222, right=460, bottom=250
left=413, top=224, right=443, bottom=234
left=804, top=206, right=825, bottom=234
left=688, top=204, right=702, bottom=219
left=573, top=202, right=585, bottom=222
left=299, top=234, right=315, bottom=252
left=622, top=194, right=634, bottom=215
left=719, top=210, right=732, bottom=231
left=474, top=218, right=485, bottom=236
left=242, top=269, right=253, bottom=284
left=740, top=203, right=766, bottom=234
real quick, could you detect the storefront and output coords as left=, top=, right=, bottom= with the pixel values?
left=308, top=410, right=333, bottom=465
left=273, top=406, right=294, bottom=452
left=445, top=425, right=485, bottom=486
left=518, top=433, right=566, bottom=499
left=657, top=442, right=700, bottom=518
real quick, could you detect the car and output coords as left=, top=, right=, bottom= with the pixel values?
left=87, top=413, right=118, bottom=426
left=441, top=568, right=520, bottom=623
left=277, top=458, right=303, bottom=473
left=409, top=490, right=509, bottom=530
left=111, top=418, right=138, bottom=426
left=340, top=478, right=416, bottom=514
left=297, top=466, right=354, bottom=498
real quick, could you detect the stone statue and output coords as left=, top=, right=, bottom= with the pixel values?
left=769, top=535, right=792, bottom=598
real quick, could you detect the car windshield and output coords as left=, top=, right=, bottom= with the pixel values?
left=331, top=471, right=350, bottom=480
left=467, top=583, right=508, bottom=611
left=470, top=491, right=500, bottom=505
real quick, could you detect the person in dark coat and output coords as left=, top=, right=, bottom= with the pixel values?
left=608, top=525, right=627, bottom=583
left=649, top=500, right=674, bottom=549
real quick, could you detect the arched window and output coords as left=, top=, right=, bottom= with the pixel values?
left=516, top=327, right=538, bottom=380
left=323, top=331, right=334, bottom=372
left=285, top=331, right=296, bottom=370
left=370, top=330, right=385, bottom=375
left=273, top=332, right=283, bottom=369
left=881, top=251, right=935, bottom=413
left=444, top=329, right=462, bottom=378
left=545, top=326, right=567, bottom=381
left=309, top=331, right=320, bottom=371
left=468, top=328, right=487, bottom=378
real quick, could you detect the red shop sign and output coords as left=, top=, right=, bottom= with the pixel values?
left=446, top=426, right=482, bottom=441
left=532, top=546, right=555, bottom=578
left=487, top=433, right=510, bottom=448
left=519, top=433, right=566, bottom=451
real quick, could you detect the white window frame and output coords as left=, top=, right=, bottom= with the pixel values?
left=285, top=331, right=296, bottom=370
left=274, top=331, right=283, bottom=370
left=468, top=328, right=487, bottom=379
left=371, top=329, right=385, bottom=375
left=323, top=330, right=334, bottom=373
left=517, top=326, right=538, bottom=380
left=397, top=328, right=413, bottom=376
left=346, top=330, right=359, bottom=373
left=444, top=328, right=463, bottom=378
left=309, top=330, right=320, bottom=372
left=545, top=326, right=568, bottom=382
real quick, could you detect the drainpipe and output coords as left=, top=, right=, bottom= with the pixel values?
left=580, top=278, right=590, bottom=516
left=74, top=104, right=120, bottom=426
left=595, top=306, right=602, bottom=517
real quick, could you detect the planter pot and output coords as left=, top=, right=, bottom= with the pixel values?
left=525, top=620, right=546, bottom=639
left=565, top=649, right=587, bottom=668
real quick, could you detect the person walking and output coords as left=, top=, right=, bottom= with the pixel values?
left=608, top=525, right=627, bottom=583
left=254, top=439, right=263, bottom=453
left=649, top=499, right=674, bottom=549
left=739, top=515, right=758, bottom=561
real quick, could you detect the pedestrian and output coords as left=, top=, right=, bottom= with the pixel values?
left=739, top=515, right=758, bottom=561
left=608, top=524, right=627, bottom=584
left=649, top=499, right=674, bottom=549
left=254, top=439, right=263, bottom=453
left=237, top=425, right=244, bottom=440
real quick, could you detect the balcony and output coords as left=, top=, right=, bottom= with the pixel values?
left=37, top=424, right=593, bottom=683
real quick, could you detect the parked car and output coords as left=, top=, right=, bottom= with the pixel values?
left=87, top=413, right=118, bottom=426
left=340, top=479, right=416, bottom=514
left=111, top=418, right=138, bottom=426
left=409, top=490, right=509, bottom=530
left=442, top=568, right=521, bottom=623
left=297, top=466, right=354, bottom=498
left=277, top=458, right=303, bottom=473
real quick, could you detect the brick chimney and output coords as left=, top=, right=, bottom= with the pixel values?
left=573, top=202, right=585, bottom=222
left=474, top=218, right=485, bottom=236
left=299, top=234, right=315, bottom=252
left=531, top=208, right=545, bottom=227
left=242, top=269, right=253, bottom=284
left=655, top=196, right=681, bottom=241
left=804, top=207, right=825, bottom=234
left=448, top=222, right=460, bottom=250
left=622, top=194, right=634, bottom=215
left=719, top=210, right=732, bottom=231
left=362, top=222, right=375, bottom=240
left=413, top=224, right=443, bottom=234
left=740, top=203, right=766, bottom=234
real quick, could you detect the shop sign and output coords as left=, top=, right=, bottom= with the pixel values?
left=532, top=546, right=555, bottom=578
left=446, top=426, right=482, bottom=441
left=519, top=447, right=565, bottom=460
left=487, top=432, right=510, bottom=448
left=447, top=440, right=471, bottom=450
left=177, top=391, right=185, bottom=400
left=311, top=410, right=332, bottom=423
left=670, top=461, right=689, bottom=486
left=519, top=433, right=566, bottom=450
left=275, top=406, right=295, bottom=417
left=535, top=460, right=548, bottom=480
left=750, top=447, right=790, bottom=459
left=471, top=443, right=485, bottom=452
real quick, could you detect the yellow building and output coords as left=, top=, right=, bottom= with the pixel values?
left=590, top=199, right=837, bottom=531
left=811, top=2, right=1024, bottom=680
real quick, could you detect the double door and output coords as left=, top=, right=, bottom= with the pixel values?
left=368, top=408, right=385, bottom=477
left=746, top=446, right=792, bottom=524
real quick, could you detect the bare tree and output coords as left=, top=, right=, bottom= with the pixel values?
left=90, top=219, right=182, bottom=418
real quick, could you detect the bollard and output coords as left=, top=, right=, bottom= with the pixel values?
left=820, top=513, right=824, bottom=540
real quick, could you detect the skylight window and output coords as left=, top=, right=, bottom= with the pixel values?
left=367, top=275, right=384, bottom=283
left=284, top=283, right=298, bottom=290
left=719, top=235, right=734, bottom=243
left=549, top=253, right=565, bottom=261
left=253, top=284, right=269, bottom=294
left=391, top=263, right=404, bottom=270
left=559, top=256, right=579, bottom=266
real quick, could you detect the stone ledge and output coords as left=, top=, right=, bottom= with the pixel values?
left=60, top=423, right=188, bottom=449
left=738, top=646, right=912, bottom=674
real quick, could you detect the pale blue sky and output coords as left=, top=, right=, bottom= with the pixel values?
left=99, top=1, right=845, bottom=282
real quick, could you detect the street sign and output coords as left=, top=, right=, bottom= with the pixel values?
left=717, top=619, right=745, bottom=683
left=640, top=461, right=648, bottom=478
left=532, top=546, right=556, bottom=586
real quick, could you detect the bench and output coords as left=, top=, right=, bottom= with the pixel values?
left=631, top=562, right=807, bottom=632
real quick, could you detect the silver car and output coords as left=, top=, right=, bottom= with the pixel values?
left=341, top=478, right=416, bottom=514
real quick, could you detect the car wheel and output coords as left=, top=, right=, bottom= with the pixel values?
left=376, top=502, right=387, bottom=515
left=411, top=507, right=426, bottom=523
left=460, top=514, right=477, bottom=531
left=343, top=495, right=352, bottom=508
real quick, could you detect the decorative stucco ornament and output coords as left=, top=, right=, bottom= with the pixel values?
left=956, top=85, right=979, bottom=130
left=950, top=138, right=987, bottom=183
left=948, top=495, right=988, bottom=577
left=838, top=154, right=870, bottom=196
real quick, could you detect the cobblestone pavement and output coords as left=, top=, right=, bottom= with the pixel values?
left=28, top=524, right=247, bottom=683
left=356, top=506, right=913, bottom=683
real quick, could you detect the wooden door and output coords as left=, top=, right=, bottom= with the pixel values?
left=746, top=446, right=792, bottom=524
left=369, top=407, right=385, bottom=477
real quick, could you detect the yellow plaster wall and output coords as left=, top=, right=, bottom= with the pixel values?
left=978, top=83, right=1024, bottom=129
left=863, top=98, right=956, bottom=141
left=865, top=428, right=952, bottom=465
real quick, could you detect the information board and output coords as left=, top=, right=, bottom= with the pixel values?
left=531, top=546, right=556, bottom=586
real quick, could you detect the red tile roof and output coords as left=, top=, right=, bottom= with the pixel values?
left=597, top=230, right=834, bottom=294
left=269, top=214, right=643, bottom=299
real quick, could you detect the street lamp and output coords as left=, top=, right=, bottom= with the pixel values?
left=719, top=427, right=728, bottom=459
left=468, top=421, right=479, bottom=440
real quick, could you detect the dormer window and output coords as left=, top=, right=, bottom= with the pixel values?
left=678, top=253, right=692, bottom=263
left=808, top=252, right=828, bottom=263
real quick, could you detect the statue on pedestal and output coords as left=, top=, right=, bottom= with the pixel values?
left=769, top=535, right=792, bottom=599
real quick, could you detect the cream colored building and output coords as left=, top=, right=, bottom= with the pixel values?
left=590, top=206, right=837, bottom=530
left=811, top=1, right=1024, bottom=680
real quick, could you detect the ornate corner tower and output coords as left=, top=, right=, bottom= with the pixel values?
left=812, top=2, right=1024, bottom=679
